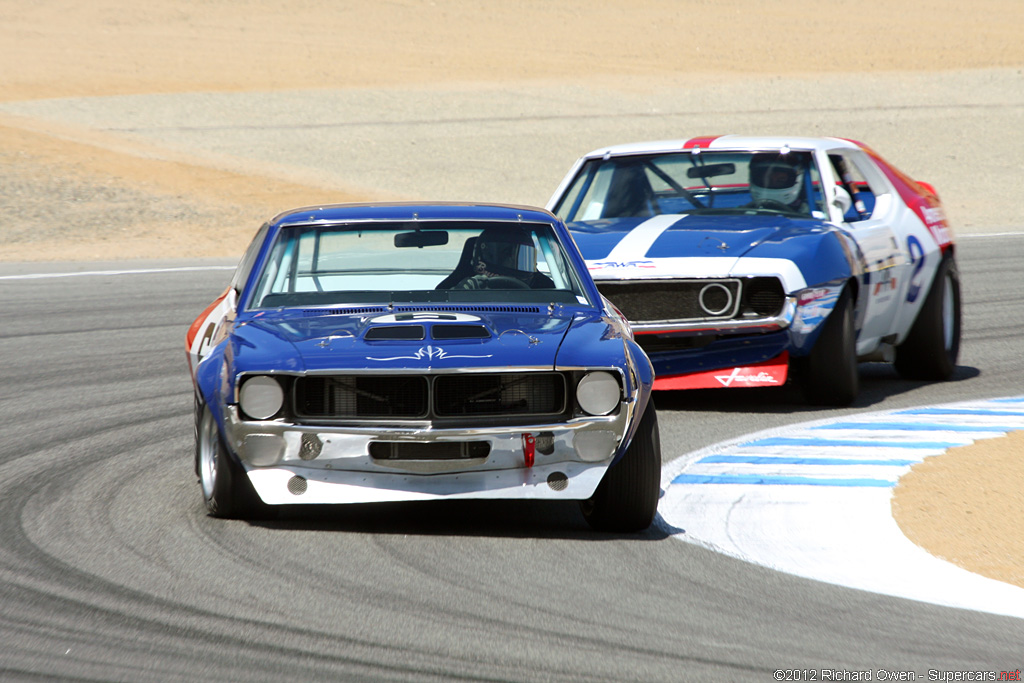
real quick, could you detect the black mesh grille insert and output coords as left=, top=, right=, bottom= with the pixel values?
left=295, top=376, right=428, bottom=418
left=292, top=373, right=567, bottom=420
left=369, top=441, right=490, bottom=460
left=597, top=279, right=740, bottom=323
left=743, top=277, right=786, bottom=316
left=434, top=373, right=565, bottom=417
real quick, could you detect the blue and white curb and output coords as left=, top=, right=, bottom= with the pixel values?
left=658, top=396, right=1024, bottom=618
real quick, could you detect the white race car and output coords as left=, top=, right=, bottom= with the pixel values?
left=547, top=135, right=961, bottom=406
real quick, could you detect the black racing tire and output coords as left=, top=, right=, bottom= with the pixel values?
left=797, top=285, right=859, bottom=406
left=195, top=399, right=267, bottom=519
left=894, top=254, right=962, bottom=381
left=580, top=403, right=661, bottom=532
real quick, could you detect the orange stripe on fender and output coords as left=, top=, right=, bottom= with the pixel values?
left=654, top=352, right=789, bottom=390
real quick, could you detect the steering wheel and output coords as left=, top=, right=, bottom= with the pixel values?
left=483, top=275, right=529, bottom=289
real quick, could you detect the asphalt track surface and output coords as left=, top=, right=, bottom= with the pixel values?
left=0, top=233, right=1021, bottom=681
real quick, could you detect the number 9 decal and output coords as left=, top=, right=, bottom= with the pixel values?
left=906, top=235, right=925, bottom=303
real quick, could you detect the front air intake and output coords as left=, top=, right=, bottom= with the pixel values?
left=431, top=324, right=490, bottom=340
left=295, top=375, right=429, bottom=418
left=292, top=372, right=568, bottom=421
left=369, top=441, right=490, bottom=461
left=742, top=277, right=786, bottom=316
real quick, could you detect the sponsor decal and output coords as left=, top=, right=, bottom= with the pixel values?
left=873, top=269, right=898, bottom=296
left=905, top=235, right=926, bottom=303
left=798, top=287, right=830, bottom=306
left=654, top=353, right=789, bottom=391
left=589, top=260, right=656, bottom=270
left=367, top=345, right=492, bottom=362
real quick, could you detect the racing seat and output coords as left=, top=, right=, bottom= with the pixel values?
left=435, top=236, right=478, bottom=290
left=603, top=164, right=655, bottom=218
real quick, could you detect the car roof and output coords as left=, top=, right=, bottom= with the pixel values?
left=269, top=202, right=557, bottom=228
left=576, top=135, right=863, bottom=158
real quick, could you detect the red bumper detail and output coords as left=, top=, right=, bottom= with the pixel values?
left=653, top=352, right=789, bottom=391
left=522, top=433, right=535, bottom=468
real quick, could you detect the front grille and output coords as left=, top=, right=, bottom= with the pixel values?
left=597, top=279, right=741, bottom=324
left=292, top=372, right=567, bottom=420
left=743, top=277, right=786, bottom=316
left=434, top=373, right=566, bottom=416
left=295, top=376, right=428, bottom=418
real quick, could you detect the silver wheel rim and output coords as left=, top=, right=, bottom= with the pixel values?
left=199, top=408, right=218, bottom=500
left=942, top=273, right=955, bottom=351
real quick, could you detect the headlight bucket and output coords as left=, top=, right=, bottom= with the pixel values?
left=576, top=371, right=620, bottom=416
left=239, top=375, right=284, bottom=420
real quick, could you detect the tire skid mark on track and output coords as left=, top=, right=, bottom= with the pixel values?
left=658, top=396, right=1024, bottom=618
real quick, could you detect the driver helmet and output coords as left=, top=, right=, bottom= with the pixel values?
left=749, top=153, right=803, bottom=206
left=472, top=227, right=534, bottom=277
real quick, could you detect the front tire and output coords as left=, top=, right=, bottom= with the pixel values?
left=797, top=286, right=859, bottom=406
left=580, top=403, right=661, bottom=532
left=894, top=254, right=961, bottom=380
left=195, top=400, right=264, bottom=519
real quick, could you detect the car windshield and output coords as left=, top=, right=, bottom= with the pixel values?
left=553, top=150, right=827, bottom=221
left=247, top=220, right=592, bottom=309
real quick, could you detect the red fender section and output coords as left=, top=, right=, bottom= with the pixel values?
left=653, top=352, right=789, bottom=391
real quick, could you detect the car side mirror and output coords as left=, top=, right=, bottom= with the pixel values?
left=832, top=186, right=853, bottom=217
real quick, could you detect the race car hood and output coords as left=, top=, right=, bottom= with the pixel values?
left=226, top=307, right=580, bottom=375
left=569, top=213, right=825, bottom=264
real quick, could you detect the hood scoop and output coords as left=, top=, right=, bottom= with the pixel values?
left=431, top=324, right=491, bottom=340
left=365, top=325, right=426, bottom=341
left=364, top=323, right=492, bottom=341
left=304, top=304, right=545, bottom=317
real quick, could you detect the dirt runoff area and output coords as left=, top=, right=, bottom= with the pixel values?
left=2, top=1, right=1023, bottom=587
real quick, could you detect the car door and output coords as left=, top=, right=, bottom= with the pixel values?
left=824, top=148, right=908, bottom=355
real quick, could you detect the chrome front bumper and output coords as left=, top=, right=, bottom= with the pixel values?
left=221, top=405, right=632, bottom=504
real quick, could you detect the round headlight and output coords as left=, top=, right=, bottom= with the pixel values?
left=699, top=283, right=733, bottom=316
left=239, top=376, right=284, bottom=420
left=576, top=371, right=620, bottom=416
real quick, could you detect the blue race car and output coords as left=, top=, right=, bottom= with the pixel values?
left=547, top=135, right=961, bottom=406
left=187, top=203, right=659, bottom=531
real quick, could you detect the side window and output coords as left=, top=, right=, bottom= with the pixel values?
left=804, top=157, right=827, bottom=218
left=829, top=153, right=876, bottom=221
left=231, top=223, right=270, bottom=294
left=556, top=162, right=618, bottom=222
